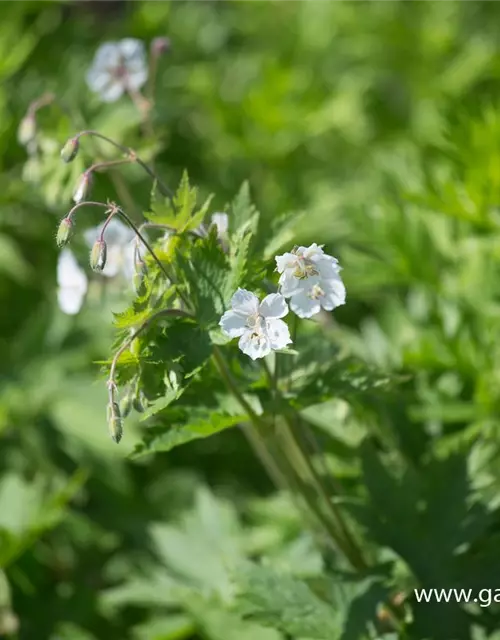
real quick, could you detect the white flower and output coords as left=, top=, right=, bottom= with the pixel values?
left=288, top=274, right=346, bottom=319
left=210, top=212, right=229, bottom=237
left=275, top=243, right=340, bottom=297
left=57, top=249, right=88, bottom=315
left=86, top=39, right=148, bottom=103
left=275, top=243, right=345, bottom=318
left=84, top=218, right=135, bottom=279
left=219, top=289, right=292, bottom=360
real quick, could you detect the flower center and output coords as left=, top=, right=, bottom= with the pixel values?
left=308, top=284, right=324, bottom=300
left=291, top=255, right=319, bottom=280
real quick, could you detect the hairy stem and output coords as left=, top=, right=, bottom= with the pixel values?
left=75, top=130, right=175, bottom=201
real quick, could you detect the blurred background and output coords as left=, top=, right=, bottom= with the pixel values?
left=4, top=1, right=500, bottom=638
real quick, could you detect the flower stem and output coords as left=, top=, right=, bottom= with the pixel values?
left=261, top=358, right=368, bottom=571
left=75, top=130, right=176, bottom=202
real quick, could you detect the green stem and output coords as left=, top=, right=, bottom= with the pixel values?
left=76, top=129, right=175, bottom=201
left=261, top=358, right=367, bottom=571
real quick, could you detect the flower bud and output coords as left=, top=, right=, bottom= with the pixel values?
left=90, top=239, right=107, bottom=272
left=56, top=217, right=74, bottom=248
left=119, top=392, right=133, bottom=418
left=60, top=137, right=79, bottom=163
left=107, top=401, right=123, bottom=444
left=151, top=37, right=171, bottom=56
left=18, top=114, right=36, bottom=146
left=73, top=171, right=92, bottom=203
left=133, top=389, right=147, bottom=413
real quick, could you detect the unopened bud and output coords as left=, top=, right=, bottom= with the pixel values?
left=151, top=37, right=171, bottom=56
left=18, top=114, right=36, bottom=146
left=56, top=217, right=74, bottom=248
left=61, top=137, right=79, bottom=163
left=73, top=171, right=92, bottom=203
left=133, top=389, right=147, bottom=413
left=90, top=239, right=107, bottom=272
left=107, top=401, right=123, bottom=444
left=119, top=392, right=133, bottom=418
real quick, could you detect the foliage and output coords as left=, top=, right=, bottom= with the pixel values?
left=4, top=1, right=500, bottom=639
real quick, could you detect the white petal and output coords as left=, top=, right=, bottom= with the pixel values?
left=259, top=293, right=288, bottom=319
left=302, top=243, right=323, bottom=260
left=211, top=212, right=229, bottom=236
left=278, top=271, right=303, bottom=297
left=126, top=69, right=148, bottom=91
left=86, top=68, right=113, bottom=93
left=275, top=252, right=297, bottom=274
left=317, top=258, right=341, bottom=280
left=119, top=38, right=146, bottom=61
left=57, top=250, right=87, bottom=314
left=58, top=285, right=85, bottom=315
left=238, top=329, right=271, bottom=360
left=230, top=288, right=259, bottom=316
left=92, top=42, right=121, bottom=70
left=321, top=276, right=346, bottom=310
left=267, top=318, right=292, bottom=350
left=219, top=310, right=247, bottom=338
left=99, top=79, right=125, bottom=103
left=290, top=291, right=321, bottom=319
left=57, top=249, right=88, bottom=290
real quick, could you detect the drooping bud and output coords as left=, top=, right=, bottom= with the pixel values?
left=60, top=137, right=79, bottom=163
left=56, top=217, right=74, bottom=248
left=107, top=401, right=123, bottom=444
left=133, top=389, right=147, bottom=413
left=73, top=171, right=92, bottom=203
left=119, top=392, right=133, bottom=418
left=17, top=114, right=36, bottom=146
left=90, top=239, right=107, bottom=272
left=151, top=37, right=171, bottom=57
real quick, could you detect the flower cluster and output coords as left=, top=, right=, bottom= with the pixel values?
left=220, top=244, right=345, bottom=359
left=276, top=243, right=346, bottom=318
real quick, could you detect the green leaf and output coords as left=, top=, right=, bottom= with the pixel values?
left=147, top=171, right=213, bottom=233
left=229, top=181, right=258, bottom=234
left=234, top=562, right=341, bottom=639
left=131, top=411, right=246, bottom=458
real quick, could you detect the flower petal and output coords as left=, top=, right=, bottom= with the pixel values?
left=99, top=79, right=125, bottom=103
left=57, top=250, right=87, bottom=314
left=211, top=212, right=229, bottom=236
left=275, top=252, right=296, bottom=274
left=290, top=291, right=321, bottom=319
left=58, top=285, right=86, bottom=315
left=57, top=249, right=87, bottom=289
left=238, top=329, right=271, bottom=360
left=278, top=271, right=304, bottom=297
left=259, top=293, right=288, bottom=319
left=126, top=68, right=148, bottom=91
left=219, top=310, right=247, bottom=338
left=267, top=318, right=292, bottom=350
left=230, top=288, right=259, bottom=316
left=119, top=38, right=145, bottom=61
left=321, top=276, right=346, bottom=310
